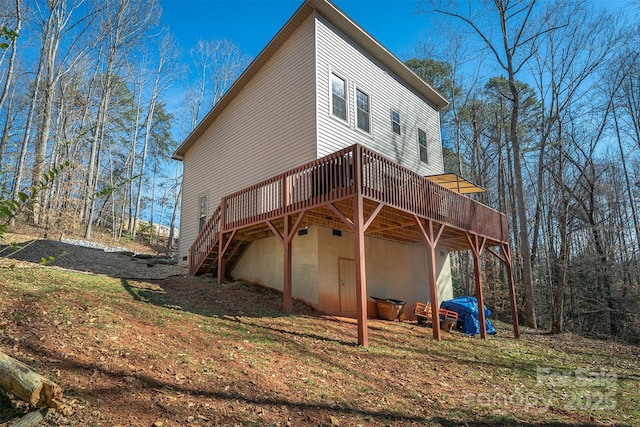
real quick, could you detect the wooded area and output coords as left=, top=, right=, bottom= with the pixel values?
left=413, top=0, right=640, bottom=342
left=0, top=0, right=248, bottom=247
left=1, top=0, right=639, bottom=342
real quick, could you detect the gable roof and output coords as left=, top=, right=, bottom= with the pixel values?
left=173, top=0, right=449, bottom=160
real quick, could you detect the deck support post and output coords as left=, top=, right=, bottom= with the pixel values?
left=217, top=233, right=226, bottom=285
left=487, top=244, right=520, bottom=338
left=466, top=233, right=487, bottom=339
left=217, top=199, right=227, bottom=285
left=268, top=212, right=307, bottom=314
left=415, top=216, right=444, bottom=341
left=426, top=233, right=441, bottom=340
left=354, top=146, right=368, bottom=347
left=283, top=215, right=293, bottom=313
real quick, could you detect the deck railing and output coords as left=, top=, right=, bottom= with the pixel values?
left=190, top=144, right=509, bottom=273
left=223, top=146, right=356, bottom=229
left=359, top=148, right=508, bottom=242
left=218, top=144, right=507, bottom=242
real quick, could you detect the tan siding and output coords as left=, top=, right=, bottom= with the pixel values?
left=315, top=16, right=444, bottom=175
left=179, top=15, right=318, bottom=261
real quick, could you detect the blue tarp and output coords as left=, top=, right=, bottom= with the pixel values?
left=440, top=296, right=497, bottom=336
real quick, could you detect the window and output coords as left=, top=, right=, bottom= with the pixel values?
left=356, top=89, right=370, bottom=133
left=418, top=128, right=428, bottom=163
left=331, top=73, right=347, bottom=121
left=198, top=195, right=208, bottom=232
left=391, top=110, right=401, bottom=135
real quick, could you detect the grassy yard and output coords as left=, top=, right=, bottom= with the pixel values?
left=0, top=265, right=638, bottom=426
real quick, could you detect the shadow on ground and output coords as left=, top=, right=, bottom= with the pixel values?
left=120, top=276, right=320, bottom=320
left=6, top=336, right=627, bottom=427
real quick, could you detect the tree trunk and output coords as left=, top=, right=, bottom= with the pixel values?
left=506, top=58, right=537, bottom=329
left=551, top=211, right=568, bottom=334
left=0, top=352, right=63, bottom=409
left=10, top=408, right=49, bottom=427
left=0, top=93, right=16, bottom=178
left=131, top=104, right=153, bottom=241
left=13, top=38, right=46, bottom=215
left=31, top=19, right=61, bottom=225
left=155, top=182, right=168, bottom=246
left=168, top=174, right=181, bottom=250
left=0, top=0, right=20, bottom=115
left=587, top=205, right=619, bottom=336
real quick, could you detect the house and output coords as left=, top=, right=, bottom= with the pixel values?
left=173, top=0, right=519, bottom=346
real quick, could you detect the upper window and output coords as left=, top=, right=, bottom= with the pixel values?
left=331, top=73, right=347, bottom=121
left=418, top=129, right=428, bottom=163
left=198, top=195, right=208, bottom=232
left=356, top=89, right=370, bottom=133
left=391, top=110, right=401, bottom=135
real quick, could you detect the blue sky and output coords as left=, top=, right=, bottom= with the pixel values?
left=159, top=0, right=631, bottom=70
left=159, top=0, right=429, bottom=61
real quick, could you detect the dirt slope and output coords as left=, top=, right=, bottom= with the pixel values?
left=1, top=236, right=638, bottom=426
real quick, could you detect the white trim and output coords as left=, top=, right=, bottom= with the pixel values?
left=417, top=127, right=428, bottom=164
left=173, top=0, right=448, bottom=160
left=329, top=70, right=349, bottom=124
left=391, top=109, right=401, bottom=135
left=355, top=86, right=372, bottom=136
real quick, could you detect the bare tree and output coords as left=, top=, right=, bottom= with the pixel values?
left=0, top=0, right=20, bottom=115
left=184, top=38, right=248, bottom=131
left=131, top=33, right=180, bottom=240
left=29, top=0, right=100, bottom=225
left=167, top=165, right=181, bottom=250
left=530, top=1, right=627, bottom=333
left=0, top=0, right=21, bottom=177
left=83, top=0, right=159, bottom=238
left=423, top=0, right=569, bottom=328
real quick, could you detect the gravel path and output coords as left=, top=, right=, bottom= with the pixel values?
left=59, top=237, right=135, bottom=253
left=0, top=238, right=187, bottom=280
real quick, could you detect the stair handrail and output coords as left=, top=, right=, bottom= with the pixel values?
left=189, top=204, right=222, bottom=274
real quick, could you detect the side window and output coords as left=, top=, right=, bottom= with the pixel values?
left=391, top=110, right=401, bottom=135
left=198, top=194, right=208, bottom=232
left=331, top=73, right=347, bottom=121
left=356, top=88, right=370, bottom=133
left=418, top=128, right=428, bottom=163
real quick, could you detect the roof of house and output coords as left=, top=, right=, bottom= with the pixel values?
left=173, top=0, right=449, bottom=160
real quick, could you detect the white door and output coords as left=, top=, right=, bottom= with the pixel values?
left=339, top=258, right=357, bottom=313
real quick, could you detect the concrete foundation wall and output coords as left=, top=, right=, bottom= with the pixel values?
left=315, top=226, right=452, bottom=318
left=231, top=225, right=453, bottom=318
left=231, top=226, right=320, bottom=308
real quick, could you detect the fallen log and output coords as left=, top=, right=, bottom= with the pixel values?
left=10, top=408, right=49, bottom=427
left=0, top=352, right=62, bottom=408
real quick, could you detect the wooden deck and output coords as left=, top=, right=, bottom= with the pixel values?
left=188, top=144, right=519, bottom=346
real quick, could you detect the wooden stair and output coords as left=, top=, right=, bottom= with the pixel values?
left=195, top=238, right=252, bottom=277
left=189, top=205, right=221, bottom=275
left=224, top=239, right=252, bottom=272
left=189, top=204, right=254, bottom=278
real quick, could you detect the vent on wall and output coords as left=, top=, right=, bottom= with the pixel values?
left=182, top=256, right=188, bottom=261
left=440, top=251, right=445, bottom=257
left=332, top=229, right=342, bottom=237
left=298, top=227, right=308, bottom=236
